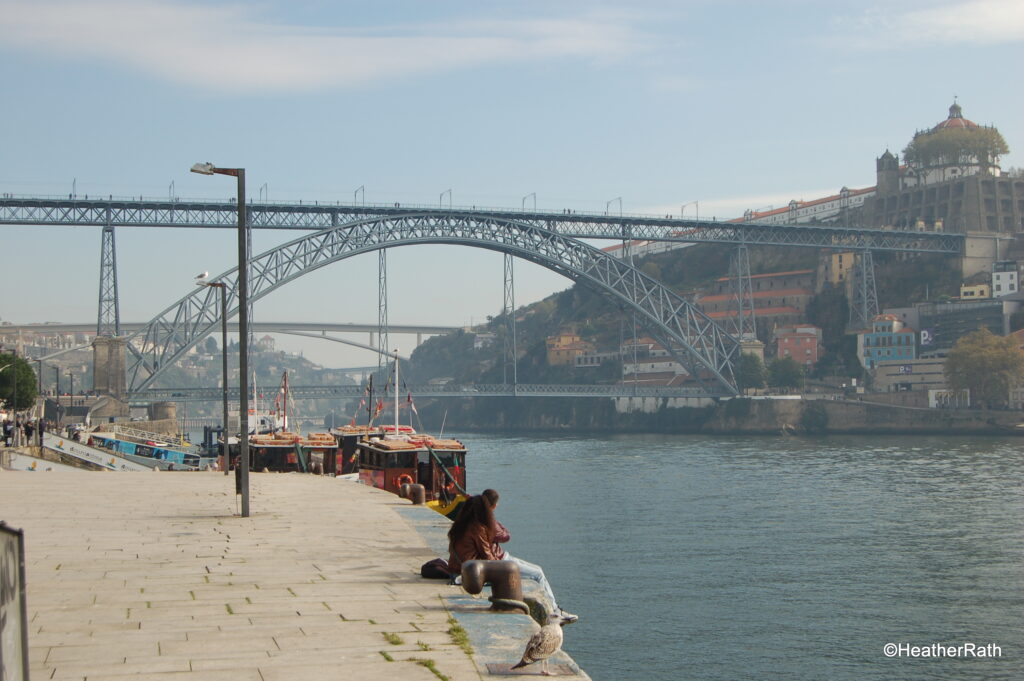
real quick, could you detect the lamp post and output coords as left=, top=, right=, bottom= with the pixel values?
left=196, top=276, right=230, bottom=476
left=53, top=367, right=60, bottom=423
left=191, top=162, right=250, bottom=517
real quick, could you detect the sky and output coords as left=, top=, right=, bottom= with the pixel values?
left=1, top=0, right=1022, bottom=369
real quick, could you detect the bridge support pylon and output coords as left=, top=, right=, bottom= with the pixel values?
left=849, top=249, right=879, bottom=330
left=503, top=253, right=517, bottom=389
left=729, top=244, right=756, bottom=341
left=378, top=248, right=389, bottom=370
left=97, top=224, right=120, bottom=337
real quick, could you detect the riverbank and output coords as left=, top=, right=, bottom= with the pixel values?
left=0, top=471, right=589, bottom=680
left=418, top=396, right=1024, bottom=435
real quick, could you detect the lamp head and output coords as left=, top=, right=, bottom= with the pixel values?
left=190, top=162, right=215, bottom=175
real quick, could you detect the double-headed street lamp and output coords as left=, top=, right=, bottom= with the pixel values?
left=191, top=162, right=251, bottom=517
left=196, top=275, right=230, bottom=477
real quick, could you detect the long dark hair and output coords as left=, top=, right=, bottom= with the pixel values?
left=447, top=494, right=495, bottom=542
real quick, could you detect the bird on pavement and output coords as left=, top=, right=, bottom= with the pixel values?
left=511, top=600, right=566, bottom=676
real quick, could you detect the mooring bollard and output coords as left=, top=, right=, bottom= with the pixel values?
left=461, top=560, right=525, bottom=612
left=399, top=483, right=409, bottom=499
left=406, top=483, right=426, bottom=505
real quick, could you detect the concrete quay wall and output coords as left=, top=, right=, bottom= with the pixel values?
left=702, top=397, right=1024, bottom=434
left=0, top=471, right=589, bottom=681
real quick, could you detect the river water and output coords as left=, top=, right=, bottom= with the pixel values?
left=460, top=432, right=1024, bottom=681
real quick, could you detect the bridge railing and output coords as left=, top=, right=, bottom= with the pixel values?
left=128, top=383, right=725, bottom=402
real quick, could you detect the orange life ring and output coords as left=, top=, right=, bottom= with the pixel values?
left=444, top=480, right=456, bottom=495
left=396, top=474, right=414, bottom=487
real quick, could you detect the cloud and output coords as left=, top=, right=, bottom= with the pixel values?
left=831, top=0, right=1024, bottom=48
left=0, top=0, right=644, bottom=92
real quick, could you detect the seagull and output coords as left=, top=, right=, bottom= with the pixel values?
left=511, top=600, right=566, bottom=676
left=196, top=271, right=209, bottom=280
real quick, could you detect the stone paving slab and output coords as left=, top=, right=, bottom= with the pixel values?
left=0, top=470, right=591, bottom=680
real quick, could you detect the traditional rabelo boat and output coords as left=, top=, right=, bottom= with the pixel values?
left=240, top=371, right=338, bottom=473
left=351, top=354, right=468, bottom=517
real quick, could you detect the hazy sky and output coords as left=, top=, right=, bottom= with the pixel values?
left=1, top=0, right=1022, bottom=368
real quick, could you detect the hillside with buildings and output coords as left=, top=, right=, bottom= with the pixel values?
left=405, top=101, right=1024, bottom=429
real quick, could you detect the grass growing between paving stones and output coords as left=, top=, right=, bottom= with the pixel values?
left=379, top=651, right=394, bottom=662
left=411, top=658, right=449, bottom=681
left=382, top=632, right=404, bottom=645
left=447, top=616, right=473, bottom=656
left=417, top=641, right=431, bottom=651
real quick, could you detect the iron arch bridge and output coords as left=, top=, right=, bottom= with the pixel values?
left=126, top=212, right=743, bottom=395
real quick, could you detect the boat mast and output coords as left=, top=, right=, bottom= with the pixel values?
left=282, top=371, right=289, bottom=432
left=393, top=349, right=400, bottom=433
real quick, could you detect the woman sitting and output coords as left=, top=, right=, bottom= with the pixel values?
left=447, top=489, right=577, bottom=622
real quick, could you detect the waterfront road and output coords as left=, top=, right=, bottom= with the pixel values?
left=0, top=470, right=570, bottom=680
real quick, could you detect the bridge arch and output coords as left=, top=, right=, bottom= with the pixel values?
left=125, top=213, right=741, bottom=394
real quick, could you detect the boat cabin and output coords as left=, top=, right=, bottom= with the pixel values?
left=355, top=431, right=467, bottom=504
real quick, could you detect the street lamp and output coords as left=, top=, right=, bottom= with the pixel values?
left=53, top=367, right=60, bottom=422
left=191, top=161, right=251, bottom=517
left=196, top=275, right=230, bottom=477
left=681, top=200, right=699, bottom=220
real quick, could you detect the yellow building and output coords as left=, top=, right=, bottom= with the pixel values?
left=959, top=283, right=990, bottom=300
left=546, top=331, right=594, bottom=366
left=825, top=252, right=856, bottom=286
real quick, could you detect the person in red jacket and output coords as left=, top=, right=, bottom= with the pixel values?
left=447, top=489, right=577, bottom=622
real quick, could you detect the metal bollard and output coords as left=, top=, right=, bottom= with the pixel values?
left=405, top=483, right=426, bottom=505
left=461, top=560, right=524, bottom=611
left=399, top=483, right=409, bottom=499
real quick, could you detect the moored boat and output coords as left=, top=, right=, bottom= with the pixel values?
left=351, top=354, right=469, bottom=517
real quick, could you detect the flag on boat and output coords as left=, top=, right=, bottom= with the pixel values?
left=407, top=393, right=418, bottom=416
left=374, top=399, right=384, bottom=418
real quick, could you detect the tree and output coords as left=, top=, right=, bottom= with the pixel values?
left=767, top=357, right=804, bottom=393
left=736, top=353, right=766, bottom=394
left=944, top=328, right=1024, bottom=409
left=0, top=352, right=38, bottom=411
left=903, top=126, right=1008, bottom=176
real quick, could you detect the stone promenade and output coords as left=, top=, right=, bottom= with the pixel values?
left=0, top=470, right=502, bottom=680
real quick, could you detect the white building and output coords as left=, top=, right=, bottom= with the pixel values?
left=992, top=261, right=1019, bottom=298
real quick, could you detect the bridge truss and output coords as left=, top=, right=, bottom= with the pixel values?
left=130, top=382, right=720, bottom=403
left=121, top=213, right=743, bottom=395
left=0, top=197, right=964, bottom=253
left=0, top=196, right=966, bottom=400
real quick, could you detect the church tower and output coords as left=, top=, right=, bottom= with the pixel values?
left=875, top=149, right=900, bottom=196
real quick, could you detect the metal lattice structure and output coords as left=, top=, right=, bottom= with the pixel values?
left=130, top=382, right=721, bottom=402
left=503, top=253, right=517, bottom=387
left=850, top=249, right=880, bottom=330
left=0, top=196, right=964, bottom=253
left=97, top=225, right=120, bottom=336
left=123, top=213, right=743, bottom=394
left=729, top=244, right=756, bottom=340
left=378, top=248, right=389, bottom=372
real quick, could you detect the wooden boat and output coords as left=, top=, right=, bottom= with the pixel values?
left=351, top=355, right=469, bottom=517
left=236, top=371, right=338, bottom=473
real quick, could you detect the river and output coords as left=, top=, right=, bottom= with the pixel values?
left=461, top=432, right=1024, bottom=680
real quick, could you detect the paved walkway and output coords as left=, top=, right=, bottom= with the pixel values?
left=0, top=470, right=524, bottom=681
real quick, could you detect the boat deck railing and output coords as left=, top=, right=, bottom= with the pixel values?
left=107, top=424, right=196, bottom=452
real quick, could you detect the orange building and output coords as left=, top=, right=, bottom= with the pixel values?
left=546, top=330, right=595, bottom=366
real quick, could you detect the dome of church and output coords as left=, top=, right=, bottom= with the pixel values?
left=932, top=101, right=979, bottom=131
